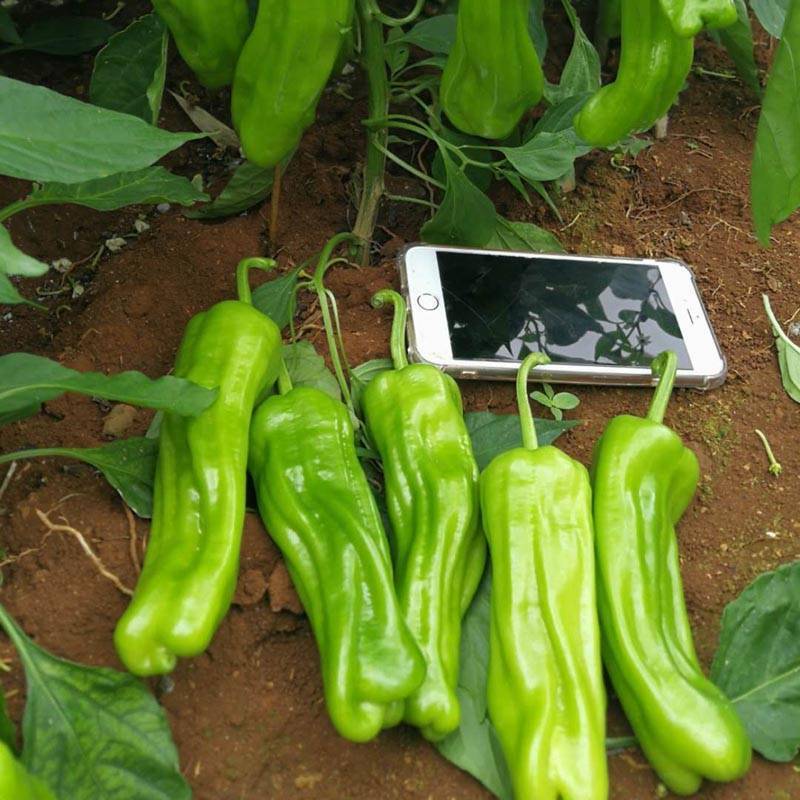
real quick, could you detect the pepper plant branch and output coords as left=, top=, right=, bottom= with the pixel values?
left=516, top=353, right=551, bottom=450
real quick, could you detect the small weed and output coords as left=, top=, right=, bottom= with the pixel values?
left=530, top=383, right=580, bottom=422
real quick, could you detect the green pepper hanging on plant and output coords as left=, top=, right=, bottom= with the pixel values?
left=0, top=742, right=55, bottom=800
left=232, top=0, right=354, bottom=168
left=592, top=351, right=751, bottom=795
left=114, top=259, right=283, bottom=676
left=151, top=0, right=250, bottom=89
left=481, top=353, right=608, bottom=800
left=658, top=0, right=738, bottom=37
left=248, top=235, right=425, bottom=743
left=440, top=0, right=544, bottom=140
left=361, top=290, right=484, bottom=741
left=574, top=0, right=694, bottom=147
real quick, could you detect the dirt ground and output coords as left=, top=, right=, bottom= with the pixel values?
left=1, top=5, right=800, bottom=800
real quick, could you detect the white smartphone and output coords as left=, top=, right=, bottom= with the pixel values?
left=399, top=244, right=726, bottom=389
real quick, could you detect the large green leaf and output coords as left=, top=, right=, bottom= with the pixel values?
left=0, top=353, right=216, bottom=427
left=545, top=0, right=600, bottom=105
left=712, top=0, right=760, bottom=93
left=0, top=437, right=158, bottom=518
left=5, top=16, right=114, bottom=55
left=396, top=14, right=457, bottom=54
left=421, top=154, right=496, bottom=247
left=185, top=160, right=276, bottom=219
left=488, top=216, right=564, bottom=254
left=0, top=604, right=191, bottom=800
left=0, top=226, right=48, bottom=306
left=26, top=167, right=207, bottom=212
left=282, top=342, right=341, bottom=400
left=252, top=268, right=300, bottom=330
left=751, top=0, right=800, bottom=244
left=500, top=130, right=591, bottom=183
left=763, top=294, right=800, bottom=402
left=0, top=9, right=20, bottom=44
left=90, top=14, right=168, bottom=125
left=0, top=77, right=202, bottom=184
left=750, top=0, right=790, bottom=37
left=711, top=560, right=800, bottom=761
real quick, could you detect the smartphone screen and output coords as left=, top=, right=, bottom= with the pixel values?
left=438, top=251, right=692, bottom=369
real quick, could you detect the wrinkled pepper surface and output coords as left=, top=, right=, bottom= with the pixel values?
left=481, top=354, right=608, bottom=800
left=114, top=259, right=282, bottom=676
left=440, top=0, right=544, bottom=140
left=592, top=351, right=751, bottom=795
left=0, top=742, right=55, bottom=800
left=151, top=0, right=250, bottom=89
left=232, top=0, right=353, bottom=167
left=658, top=0, right=738, bottom=36
left=575, top=0, right=694, bottom=147
left=361, top=290, right=484, bottom=741
left=248, top=237, right=424, bottom=742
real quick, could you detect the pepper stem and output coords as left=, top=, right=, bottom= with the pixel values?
left=236, top=257, right=278, bottom=305
left=371, top=289, right=408, bottom=369
left=647, top=351, right=678, bottom=424
left=516, top=353, right=551, bottom=451
left=313, top=232, right=358, bottom=410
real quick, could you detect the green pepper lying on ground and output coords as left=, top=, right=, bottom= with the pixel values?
left=481, top=353, right=608, bottom=800
left=0, top=741, right=54, bottom=800
left=248, top=236, right=424, bottom=742
left=114, top=259, right=282, bottom=676
left=232, top=0, right=354, bottom=168
left=592, top=351, right=751, bottom=795
left=575, top=0, right=694, bottom=147
left=361, top=290, right=484, bottom=742
left=151, top=0, right=250, bottom=89
left=440, top=0, right=544, bottom=139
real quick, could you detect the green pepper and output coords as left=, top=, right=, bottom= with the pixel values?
left=114, top=259, right=283, bottom=677
left=574, top=0, right=694, bottom=147
left=0, top=742, right=54, bottom=800
left=481, top=354, right=608, bottom=800
left=592, top=352, right=751, bottom=795
left=248, top=237, right=425, bottom=742
left=232, top=0, right=354, bottom=168
left=440, top=0, right=544, bottom=140
left=360, top=290, right=484, bottom=741
left=659, top=0, right=738, bottom=36
left=151, top=0, right=250, bottom=89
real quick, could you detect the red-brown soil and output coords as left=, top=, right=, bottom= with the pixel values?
left=1, top=5, right=799, bottom=800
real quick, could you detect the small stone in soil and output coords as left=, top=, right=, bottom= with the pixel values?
left=102, top=404, right=137, bottom=438
left=268, top=561, right=303, bottom=615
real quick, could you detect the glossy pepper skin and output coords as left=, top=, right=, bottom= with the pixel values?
left=151, top=0, right=249, bottom=89
left=481, top=354, right=608, bottom=800
left=574, top=0, right=694, bottom=147
left=361, top=290, right=484, bottom=741
left=232, top=0, right=353, bottom=168
left=0, top=742, right=54, bottom=800
left=592, top=352, right=751, bottom=795
left=114, top=260, right=283, bottom=676
left=659, top=0, right=738, bottom=36
left=440, top=0, right=544, bottom=140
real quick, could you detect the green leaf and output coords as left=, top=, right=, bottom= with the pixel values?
left=0, top=353, right=217, bottom=427
left=545, top=0, right=601, bottom=105
left=432, top=126, right=493, bottom=193
left=7, top=16, right=114, bottom=55
left=528, top=0, right=548, bottom=62
left=751, top=0, right=800, bottom=245
left=0, top=437, right=158, bottom=518
left=530, top=390, right=552, bottom=406
left=0, top=691, right=15, bottom=751
left=711, top=560, right=800, bottom=761
left=90, top=14, right=168, bottom=125
left=552, top=391, right=580, bottom=410
left=500, top=130, right=591, bottom=183
left=350, top=358, right=393, bottom=413
left=0, top=77, right=202, bottom=185
left=763, top=294, right=800, bottom=403
left=0, top=604, right=191, bottom=800
left=0, top=8, right=21, bottom=44
left=750, top=0, right=790, bottom=37
left=421, top=155, right=496, bottom=247
left=27, top=167, right=207, bottom=212
left=396, top=14, right=457, bottom=54
left=0, top=225, right=49, bottom=305
left=464, top=411, right=577, bottom=471
left=185, top=160, right=276, bottom=220
left=488, top=216, right=564, bottom=253
left=711, top=0, right=760, bottom=94
left=282, top=342, right=340, bottom=400
left=532, top=94, right=592, bottom=136
left=252, top=268, right=300, bottom=330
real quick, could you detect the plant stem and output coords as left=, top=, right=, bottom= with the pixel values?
left=352, top=0, right=389, bottom=265
left=372, top=289, right=408, bottom=369
left=646, top=351, right=678, bottom=424
left=755, top=429, right=782, bottom=476
left=277, top=362, right=293, bottom=396
left=0, top=197, right=41, bottom=223
left=269, top=164, right=282, bottom=249
left=516, top=353, right=551, bottom=450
